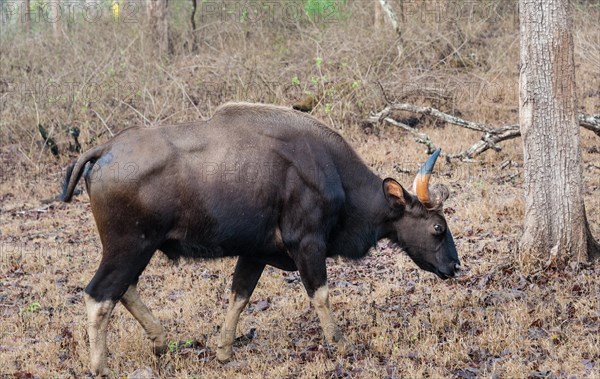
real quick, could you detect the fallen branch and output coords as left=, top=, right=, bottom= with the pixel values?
left=371, top=102, right=493, bottom=133
left=369, top=103, right=599, bottom=160
left=579, top=113, right=600, bottom=136
left=447, top=126, right=520, bottom=160
left=378, top=116, right=437, bottom=154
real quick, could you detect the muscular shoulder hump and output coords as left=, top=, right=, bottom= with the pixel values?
left=213, top=102, right=344, bottom=143
left=214, top=102, right=319, bottom=122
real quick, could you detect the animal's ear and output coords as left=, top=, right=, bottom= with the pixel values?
left=383, top=178, right=409, bottom=207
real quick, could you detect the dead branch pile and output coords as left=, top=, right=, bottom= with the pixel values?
left=368, top=103, right=600, bottom=160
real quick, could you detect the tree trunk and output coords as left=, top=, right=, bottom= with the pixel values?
left=190, top=0, right=197, bottom=52
left=146, top=0, right=170, bottom=55
left=24, top=0, right=31, bottom=33
left=518, top=0, right=599, bottom=269
left=377, top=0, right=400, bottom=34
left=50, top=0, right=61, bottom=38
left=377, top=0, right=402, bottom=56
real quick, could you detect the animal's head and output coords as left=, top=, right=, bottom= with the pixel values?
left=383, top=148, right=460, bottom=279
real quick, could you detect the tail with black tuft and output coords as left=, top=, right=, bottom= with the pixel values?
left=60, top=145, right=105, bottom=202
left=60, top=163, right=76, bottom=202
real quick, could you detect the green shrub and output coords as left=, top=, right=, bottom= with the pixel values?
left=304, top=0, right=347, bottom=21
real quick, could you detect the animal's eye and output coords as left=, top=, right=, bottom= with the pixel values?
left=433, top=224, right=444, bottom=235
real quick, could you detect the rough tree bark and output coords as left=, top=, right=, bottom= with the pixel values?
left=518, top=0, right=599, bottom=268
left=146, top=0, right=170, bottom=55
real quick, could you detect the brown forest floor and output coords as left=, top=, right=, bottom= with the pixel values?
left=1, top=1, right=599, bottom=378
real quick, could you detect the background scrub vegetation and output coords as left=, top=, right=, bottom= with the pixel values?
left=0, top=0, right=599, bottom=377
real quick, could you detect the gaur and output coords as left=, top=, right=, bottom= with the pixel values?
left=61, top=102, right=460, bottom=376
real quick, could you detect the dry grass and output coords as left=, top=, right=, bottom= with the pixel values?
left=1, top=1, right=599, bottom=378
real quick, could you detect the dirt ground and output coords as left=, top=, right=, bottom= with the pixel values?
left=1, top=1, right=599, bottom=378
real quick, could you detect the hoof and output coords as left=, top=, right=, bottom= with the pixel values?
left=216, top=346, right=233, bottom=363
left=337, top=344, right=354, bottom=356
left=91, top=367, right=111, bottom=378
left=335, top=337, right=354, bottom=356
left=152, top=343, right=167, bottom=356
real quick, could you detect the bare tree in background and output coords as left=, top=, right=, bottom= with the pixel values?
left=376, top=0, right=399, bottom=34
left=49, top=0, right=61, bottom=38
left=374, top=0, right=384, bottom=29
left=146, top=0, right=170, bottom=54
left=376, top=0, right=403, bottom=56
left=24, top=0, right=31, bottom=33
left=190, top=0, right=198, bottom=51
left=518, top=0, right=599, bottom=268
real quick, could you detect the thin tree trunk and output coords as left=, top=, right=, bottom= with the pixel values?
left=518, top=0, right=599, bottom=268
left=374, top=0, right=384, bottom=29
left=190, top=0, right=197, bottom=52
left=24, top=0, right=31, bottom=33
left=377, top=0, right=401, bottom=34
left=377, top=0, right=402, bottom=56
left=146, top=0, right=170, bottom=55
left=50, top=0, right=61, bottom=38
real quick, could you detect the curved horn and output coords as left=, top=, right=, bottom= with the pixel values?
left=413, top=148, right=441, bottom=207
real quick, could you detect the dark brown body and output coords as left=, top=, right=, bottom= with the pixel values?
left=62, top=102, right=460, bottom=376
